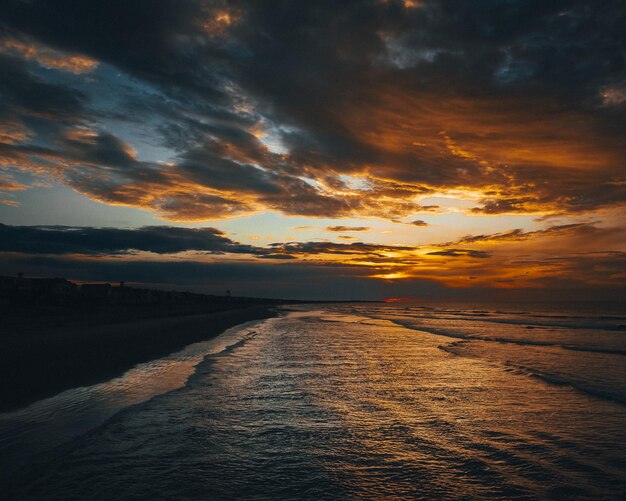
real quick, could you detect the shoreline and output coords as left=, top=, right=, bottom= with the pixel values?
left=0, top=305, right=279, bottom=413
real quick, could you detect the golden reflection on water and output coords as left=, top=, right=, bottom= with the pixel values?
left=6, top=307, right=626, bottom=499
left=291, top=312, right=626, bottom=498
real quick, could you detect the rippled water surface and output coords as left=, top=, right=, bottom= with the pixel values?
left=3, top=304, right=626, bottom=499
left=0, top=319, right=262, bottom=477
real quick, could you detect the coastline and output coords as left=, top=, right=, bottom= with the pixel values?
left=0, top=305, right=278, bottom=412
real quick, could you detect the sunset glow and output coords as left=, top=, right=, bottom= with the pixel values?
left=0, top=0, right=623, bottom=301
left=2, top=3, right=626, bottom=498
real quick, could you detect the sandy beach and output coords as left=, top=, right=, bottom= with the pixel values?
left=0, top=305, right=277, bottom=412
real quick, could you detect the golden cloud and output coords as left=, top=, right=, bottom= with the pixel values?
left=0, top=38, right=98, bottom=73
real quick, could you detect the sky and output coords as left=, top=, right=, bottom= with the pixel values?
left=0, top=0, right=624, bottom=300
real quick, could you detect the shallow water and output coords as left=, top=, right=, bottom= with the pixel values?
left=3, top=304, right=626, bottom=499
left=0, top=319, right=263, bottom=478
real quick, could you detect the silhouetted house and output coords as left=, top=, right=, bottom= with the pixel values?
left=81, top=283, right=112, bottom=298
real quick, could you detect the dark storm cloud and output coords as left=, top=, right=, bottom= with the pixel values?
left=229, top=0, right=626, bottom=213
left=61, top=130, right=137, bottom=169
left=0, top=222, right=432, bottom=260
left=269, top=241, right=414, bottom=257
left=426, top=249, right=491, bottom=259
left=0, top=223, right=266, bottom=255
left=0, top=0, right=624, bottom=219
left=0, top=0, right=227, bottom=100
left=0, top=53, right=86, bottom=118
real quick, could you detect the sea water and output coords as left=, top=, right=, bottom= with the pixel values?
left=2, top=303, right=626, bottom=499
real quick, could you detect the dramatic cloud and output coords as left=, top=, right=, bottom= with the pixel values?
left=326, top=226, right=371, bottom=232
left=449, top=223, right=626, bottom=250
left=451, top=224, right=591, bottom=245
left=0, top=253, right=457, bottom=300
left=0, top=224, right=265, bottom=256
left=427, top=249, right=491, bottom=259
left=0, top=177, right=26, bottom=191
left=0, top=37, right=98, bottom=73
left=268, top=241, right=415, bottom=257
left=0, top=0, right=622, bottom=222
left=0, top=1, right=624, bottom=298
left=0, top=221, right=624, bottom=298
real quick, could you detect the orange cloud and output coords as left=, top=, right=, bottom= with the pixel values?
left=250, top=222, right=626, bottom=290
left=0, top=120, right=32, bottom=144
left=0, top=178, right=27, bottom=191
left=324, top=81, right=625, bottom=215
left=326, top=226, right=371, bottom=232
left=0, top=38, right=98, bottom=73
left=200, top=7, right=243, bottom=37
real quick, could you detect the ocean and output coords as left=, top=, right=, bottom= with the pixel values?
left=2, top=302, right=626, bottom=499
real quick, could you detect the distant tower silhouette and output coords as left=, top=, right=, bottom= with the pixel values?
left=226, top=289, right=231, bottom=297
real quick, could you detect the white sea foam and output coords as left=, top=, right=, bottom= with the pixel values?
left=0, top=318, right=265, bottom=477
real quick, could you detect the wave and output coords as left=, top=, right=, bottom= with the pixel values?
left=504, top=363, right=626, bottom=406
left=0, top=316, right=272, bottom=480
left=185, top=328, right=261, bottom=387
left=402, top=305, right=626, bottom=321
left=366, top=304, right=626, bottom=332
left=438, top=343, right=626, bottom=406
left=389, top=312, right=626, bottom=332
left=379, top=318, right=626, bottom=357
left=477, top=317, right=626, bottom=332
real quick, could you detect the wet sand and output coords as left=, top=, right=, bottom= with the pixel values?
left=0, top=305, right=277, bottom=412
